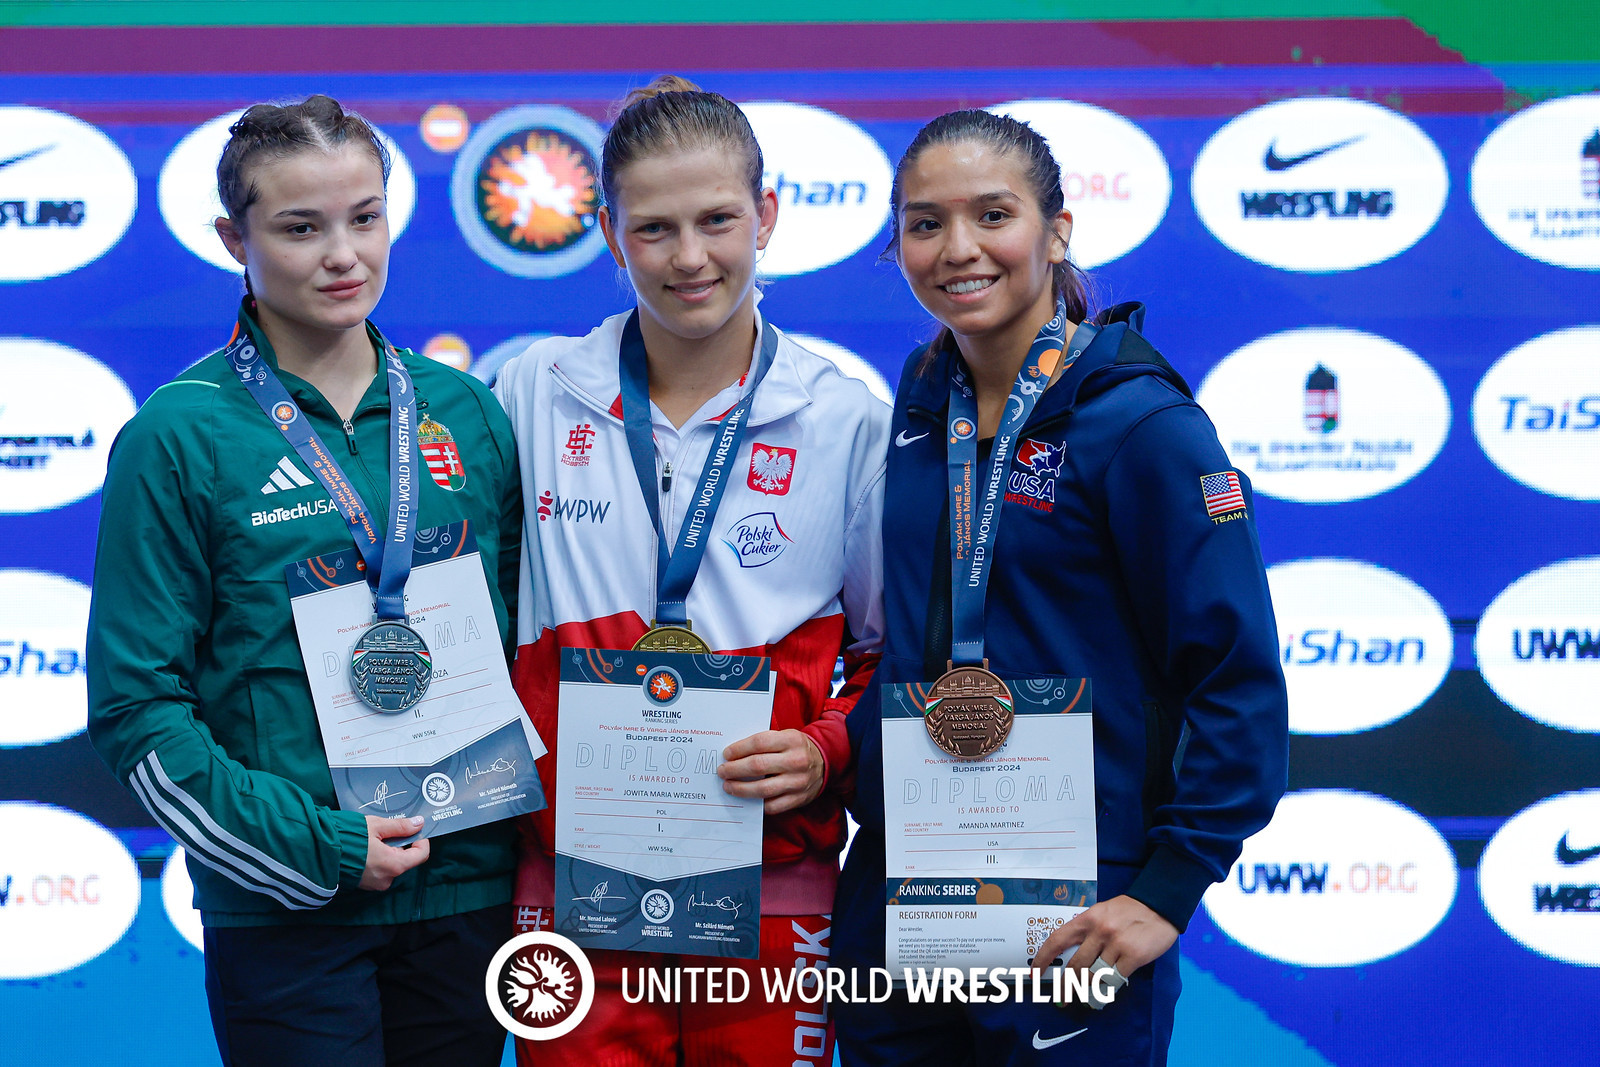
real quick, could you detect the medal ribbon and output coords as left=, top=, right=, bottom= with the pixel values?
left=227, top=313, right=420, bottom=623
left=618, top=310, right=780, bottom=628
left=946, top=299, right=1098, bottom=666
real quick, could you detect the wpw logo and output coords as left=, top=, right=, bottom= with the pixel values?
left=486, top=931, right=596, bottom=1040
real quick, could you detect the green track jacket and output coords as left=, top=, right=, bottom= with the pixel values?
left=87, top=309, right=523, bottom=926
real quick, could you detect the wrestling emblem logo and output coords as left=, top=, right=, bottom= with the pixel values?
left=486, top=932, right=596, bottom=1041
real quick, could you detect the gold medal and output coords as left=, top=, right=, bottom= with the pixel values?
left=632, top=621, right=711, bottom=654
left=924, top=662, right=1014, bottom=760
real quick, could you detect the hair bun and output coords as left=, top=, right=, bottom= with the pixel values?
left=616, top=74, right=702, bottom=115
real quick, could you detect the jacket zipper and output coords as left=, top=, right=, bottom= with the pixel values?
left=661, top=461, right=673, bottom=494
left=342, top=418, right=359, bottom=455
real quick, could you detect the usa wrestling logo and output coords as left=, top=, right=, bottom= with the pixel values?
left=1007, top=438, right=1066, bottom=513
left=486, top=932, right=596, bottom=1041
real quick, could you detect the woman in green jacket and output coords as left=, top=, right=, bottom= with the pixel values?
left=86, top=95, right=521, bottom=1066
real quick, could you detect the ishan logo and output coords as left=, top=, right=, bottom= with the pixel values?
left=419, top=416, right=465, bottom=491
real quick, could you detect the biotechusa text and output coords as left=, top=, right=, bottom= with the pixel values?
left=251, top=498, right=338, bottom=526
left=620, top=965, right=1120, bottom=1006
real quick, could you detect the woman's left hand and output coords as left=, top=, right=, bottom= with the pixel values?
left=1030, top=894, right=1179, bottom=980
left=718, top=729, right=825, bottom=815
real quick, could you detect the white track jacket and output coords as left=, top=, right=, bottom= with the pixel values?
left=495, top=311, right=889, bottom=914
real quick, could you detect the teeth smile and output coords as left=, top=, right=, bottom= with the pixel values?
left=943, top=278, right=993, bottom=294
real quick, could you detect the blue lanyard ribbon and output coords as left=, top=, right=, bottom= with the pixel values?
left=227, top=313, right=420, bottom=623
left=946, top=300, right=1098, bottom=666
left=618, top=310, right=780, bottom=628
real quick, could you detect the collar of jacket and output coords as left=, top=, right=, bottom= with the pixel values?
left=547, top=309, right=814, bottom=429
left=233, top=298, right=409, bottom=418
left=901, top=301, right=1189, bottom=424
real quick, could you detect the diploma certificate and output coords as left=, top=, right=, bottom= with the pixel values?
left=555, top=649, right=771, bottom=958
left=882, top=676, right=1097, bottom=971
left=286, top=520, right=547, bottom=838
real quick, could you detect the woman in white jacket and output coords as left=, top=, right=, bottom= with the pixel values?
left=493, top=75, right=890, bottom=1066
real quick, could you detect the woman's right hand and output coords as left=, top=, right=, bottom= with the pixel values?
left=359, top=815, right=432, bottom=890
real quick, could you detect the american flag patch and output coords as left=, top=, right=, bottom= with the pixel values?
left=1201, top=471, right=1246, bottom=518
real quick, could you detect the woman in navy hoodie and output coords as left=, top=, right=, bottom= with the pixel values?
left=832, top=110, right=1289, bottom=1065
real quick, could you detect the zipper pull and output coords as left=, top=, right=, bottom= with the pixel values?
left=342, top=418, right=359, bottom=454
left=661, top=461, right=673, bottom=494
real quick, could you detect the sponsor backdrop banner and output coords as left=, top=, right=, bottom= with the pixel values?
left=1, top=5, right=1598, bottom=1065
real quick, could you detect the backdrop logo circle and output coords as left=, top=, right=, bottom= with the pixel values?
left=0, top=802, right=141, bottom=979
left=1479, top=790, right=1600, bottom=965
left=1475, top=556, right=1600, bottom=733
left=1191, top=97, right=1448, bottom=272
left=0, top=338, right=136, bottom=515
left=451, top=106, right=606, bottom=279
left=1201, top=790, right=1457, bottom=967
left=1471, top=325, right=1600, bottom=501
left=0, top=106, right=138, bottom=281
left=1197, top=327, right=1450, bottom=503
left=485, top=931, right=596, bottom=1041
left=1268, top=559, right=1452, bottom=735
left=1471, top=93, right=1600, bottom=270
left=0, top=569, right=92, bottom=748
left=739, top=101, right=892, bottom=277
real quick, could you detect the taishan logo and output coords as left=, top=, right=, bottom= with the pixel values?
left=486, top=932, right=596, bottom=1041
left=1267, top=559, right=1451, bottom=735
left=739, top=102, right=892, bottom=277
left=1471, top=326, right=1600, bottom=502
left=451, top=106, right=607, bottom=279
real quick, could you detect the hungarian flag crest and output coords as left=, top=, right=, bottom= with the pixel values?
left=419, top=415, right=466, bottom=491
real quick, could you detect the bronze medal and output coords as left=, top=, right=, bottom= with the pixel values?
left=632, top=621, right=711, bottom=654
left=924, top=663, right=1014, bottom=760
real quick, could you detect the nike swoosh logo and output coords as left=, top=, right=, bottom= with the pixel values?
left=0, top=145, right=53, bottom=171
left=895, top=430, right=929, bottom=447
left=1557, top=832, right=1600, bottom=866
left=1263, top=135, right=1364, bottom=172
left=1032, top=1028, right=1087, bottom=1050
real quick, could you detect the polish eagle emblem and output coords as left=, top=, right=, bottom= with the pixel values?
left=747, top=443, right=796, bottom=496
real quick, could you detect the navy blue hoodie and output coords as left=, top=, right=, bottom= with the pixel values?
left=835, top=303, right=1288, bottom=969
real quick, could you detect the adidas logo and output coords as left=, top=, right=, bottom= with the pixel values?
left=260, top=456, right=314, bottom=495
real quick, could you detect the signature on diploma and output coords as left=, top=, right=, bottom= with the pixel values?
left=358, top=779, right=410, bottom=812
left=687, top=891, right=745, bottom=919
left=465, top=757, right=518, bottom=784
left=571, top=880, right=626, bottom=906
